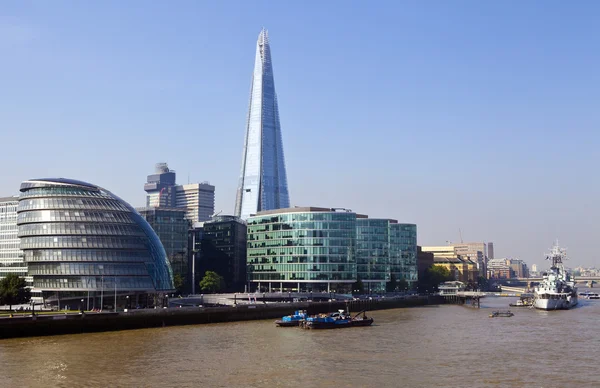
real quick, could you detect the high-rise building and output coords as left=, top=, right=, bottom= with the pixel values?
left=235, top=29, right=290, bottom=220
left=143, top=163, right=215, bottom=223
left=174, top=183, right=215, bottom=223
left=18, top=178, right=174, bottom=308
left=144, top=163, right=176, bottom=208
left=138, top=207, right=189, bottom=284
left=487, top=242, right=494, bottom=260
left=0, top=196, right=28, bottom=280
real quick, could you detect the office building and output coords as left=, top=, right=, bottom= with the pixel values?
left=420, top=246, right=479, bottom=284
left=0, top=196, right=28, bottom=280
left=193, top=216, right=247, bottom=293
left=144, top=163, right=177, bottom=208
left=356, top=219, right=417, bottom=292
left=174, top=183, right=215, bottom=223
left=17, top=178, right=174, bottom=307
left=144, top=163, right=215, bottom=223
left=246, top=207, right=418, bottom=293
left=417, top=246, right=434, bottom=281
left=138, top=207, right=189, bottom=283
left=235, top=29, right=290, bottom=220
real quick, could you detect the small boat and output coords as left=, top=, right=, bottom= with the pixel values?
left=489, top=310, right=514, bottom=318
left=301, top=309, right=374, bottom=329
left=275, top=310, right=308, bottom=327
left=579, top=292, right=600, bottom=300
left=509, top=298, right=532, bottom=307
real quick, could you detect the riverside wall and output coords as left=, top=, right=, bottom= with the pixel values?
left=0, top=296, right=444, bottom=339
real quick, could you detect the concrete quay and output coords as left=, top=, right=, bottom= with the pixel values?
left=0, top=296, right=443, bottom=339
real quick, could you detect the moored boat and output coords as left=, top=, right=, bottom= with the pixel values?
left=301, top=310, right=373, bottom=329
left=489, top=310, right=514, bottom=318
left=533, top=241, right=578, bottom=310
left=275, top=310, right=308, bottom=327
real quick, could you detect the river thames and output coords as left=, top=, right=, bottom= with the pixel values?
left=1, top=293, right=599, bottom=388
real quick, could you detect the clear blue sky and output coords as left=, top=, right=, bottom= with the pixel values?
left=1, top=1, right=599, bottom=267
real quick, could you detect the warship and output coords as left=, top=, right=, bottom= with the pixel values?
left=533, top=241, right=577, bottom=310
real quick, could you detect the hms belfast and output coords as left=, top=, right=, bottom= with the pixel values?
left=533, top=241, right=578, bottom=310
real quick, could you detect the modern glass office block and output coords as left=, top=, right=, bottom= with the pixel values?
left=247, top=208, right=356, bottom=293
left=235, top=29, right=290, bottom=220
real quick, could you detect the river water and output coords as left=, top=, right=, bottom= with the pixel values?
left=1, top=292, right=599, bottom=388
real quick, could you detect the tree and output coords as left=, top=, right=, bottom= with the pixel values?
left=386, top=274, right=398, bottom=292
left=173, top=273, right=184, bottom=296
left=0, top=274, right=31, bottom=311
left=199, top=271, right=225, bottom=293
left=416, top=265, right=453, bottom=293
left=352, top=276, right=364, bottom=294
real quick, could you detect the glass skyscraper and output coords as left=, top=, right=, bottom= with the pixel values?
left=235, top=28, right=290, bottom=220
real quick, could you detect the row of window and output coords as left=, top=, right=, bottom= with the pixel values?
left=28, top=263, right=149, bottom=276
left=20, top=236, right=148, bottom=250
left=18, top=198, right=130, bottom=212
left=248, top=221, right=356, bottom=233
left=249, top=272, right=357, bottom=281
left=33, top=276, right=155, bottom=291
left=248, top=213, right=356, bottom=225
left=18, top=223, right=145, bottom=238
left=24, top=249, right=151, bottom=262
left=18, top=211, right=135, bottom=224
left=19, top=187, right=113, bottom=200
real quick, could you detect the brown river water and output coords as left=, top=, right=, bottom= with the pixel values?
left=1, top=292, right=599, bottom=388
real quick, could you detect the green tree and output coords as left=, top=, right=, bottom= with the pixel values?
left=417, top=265, right=453, bottom=293
left=386, top=274, right=398, bottom=292
left=0, top=274, right=31, bottom=311
left=173, top=273, right=184, bottom=296
left=352, top=276, right=364, bottom=294
left=199, top=271, right=225, bottom=293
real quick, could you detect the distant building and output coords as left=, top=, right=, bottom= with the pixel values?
left=0, top=196, right=28, bottom=281
left=144, top=163, right=177, bottom=208
left=487, top=242, right=494, bottom=260
left=420, top=246, right=478, bottom=284
left=453, top=243, right=486, bottom=278
left=144, top=163, right=215, bottom=223
left=531, top=264, right=538, bottom=273
left=138, top=207, right=189, bottom=284
left=174, top=183, right=215, bottom=223
left=194, top=216, right=247, bottom=293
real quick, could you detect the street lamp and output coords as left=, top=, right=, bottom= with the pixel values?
left=80, top=299, right=84, bottom=314
left=126, top=295, right=130, bottom=311
left=98, top=265, right=104, bottom=312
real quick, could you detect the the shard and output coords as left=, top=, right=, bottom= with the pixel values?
left=235, top=29, right=290, bottom=220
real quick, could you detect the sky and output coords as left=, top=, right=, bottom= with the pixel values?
left=1, top=1, right=599, bottom=267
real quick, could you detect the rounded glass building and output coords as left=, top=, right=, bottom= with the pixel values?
left=17, top=178, right=174, bottom=308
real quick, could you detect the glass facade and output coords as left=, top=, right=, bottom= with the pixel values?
left=356, top=219, right=417, bottom=291
left=248, top=208, right=418, bottom=293
left=247, top=209, right=356, bottom=293
left=235, top=29, right=290, bottom=220
left=138, top=207, right=189, bottom=284
left=17, top=179, right=174, bottom=303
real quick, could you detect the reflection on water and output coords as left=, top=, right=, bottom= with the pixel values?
left=1, top=292, right=600, bottom=387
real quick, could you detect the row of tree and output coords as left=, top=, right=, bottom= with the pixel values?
left=173, top=271, right=225, bottom=295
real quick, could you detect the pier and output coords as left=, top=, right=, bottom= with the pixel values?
left=441, top=291, right=486, bottom=308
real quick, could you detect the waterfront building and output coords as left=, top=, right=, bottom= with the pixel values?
left=247, top=207, right=356, bottom=293
left=17, top=178, right=174, bottom=308
left=486, top=258, right=511, bottom=279
left=235, top=28, right=290, bottom=220
left=421, top=246, right=478, bottom=284
left=417, top=246, right=434, bottom=280
left=246, top=207, right=418, bottom=293
left=144, top=163, right=215, bottom=223
left=138, top=207, right=189, bottom=284
left=356, top=219, right=417, bottom=292
left=453, top=242, right=486, bottom=278
left=195, top=216, right=247, bottom=293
